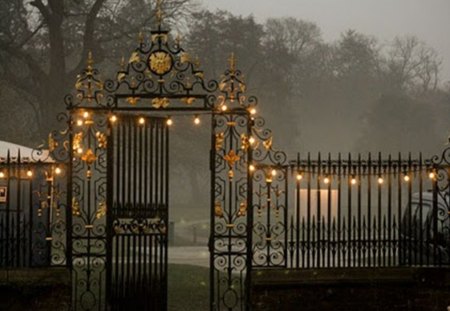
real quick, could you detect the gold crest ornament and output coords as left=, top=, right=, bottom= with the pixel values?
left=149, top=51, right=172, bottom=75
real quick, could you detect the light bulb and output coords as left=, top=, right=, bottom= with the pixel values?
left=271, top=169, right=277, bottom=177
left=351, top=177, right=357, bottom=185
left=221, top=104, right=228, bottom=112
left=194, top=115, right=200, bottom=125
left=76, top=119, right=83, bottom=126
left=83, top=111, right=89, bottom=119
left=404, top=175, right=410, bottom=182
left=296, top=174, right=303, bottom=181
left=110, top=115, right=117, bottom=123
left=324, top=177, right=330, bottom=184
left=429, top=172, right=435, bottom=179
left=249, top=165, right=255, bottom=172
left=249, top=136, right=256, bottom=145
left=55, top=167, right=62, bottom=175
left=26, top=170, right=33, bottom=177
left=250, top=108, right=257, bottom=115
left=77, top=147, right=83, bottom=154
left=0, top=172, right=4, bottom=178
left=378, top=177, right=384, bottom=184
left=167, top=118, right=173, bottom=126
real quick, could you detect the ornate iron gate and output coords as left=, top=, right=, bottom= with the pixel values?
left=106, top=115, right=169, bottom=310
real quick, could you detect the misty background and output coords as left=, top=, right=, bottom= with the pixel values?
left=0, top=0, right=449, bottom=225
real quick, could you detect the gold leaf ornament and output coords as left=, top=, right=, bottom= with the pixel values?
left=215, top=202, right=224, bottom=218
left=215, top=133, right=224, bottom=151
left=152, top=97, right=170, bottom=108
left=96, top=201, right=107, bottom=219
left=181, top=97, right=195, bottom=105
left=223, top=150, right=240, bottom=168
left=263, top=137, right=273, bottom=150
left=129, top=51, right=140, bottom=64
left=237, top=202, right=247, bottom=217
left=127, top=97, right=140, bottom=106
left=72, top=198, right=81, bottom=216
left=81, top=148, right=97, bottom=165
left=96, top=132, right=107, bottom=149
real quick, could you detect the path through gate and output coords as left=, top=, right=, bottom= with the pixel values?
left=106, top=115, right=169, bottom=310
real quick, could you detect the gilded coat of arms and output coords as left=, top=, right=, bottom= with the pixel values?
left=148, top=51, right=172, bottom=75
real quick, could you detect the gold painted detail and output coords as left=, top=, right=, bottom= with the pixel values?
left=181, top=97, right=195, bottom=105
left=263, top=137, right=273, bottom=150
left=96, top=132, right=107, bottom=149
left=48, top=133, right=58, bottom=152
left=81, top=149, right=97, bottom=165
left=180, top=52, right=190, bottom=63
left=72, top=198, right=81, bottom=216
left=149, top=51, right=172, bottom=75
left=127, top=97, right=140, bottom=106
left=73, top=132, right=83, bottom=151
left=152, top=97, right=170, bottom=108
left=129, top=51, right=140, bottom=64
left=215, top=202, right=224, bottom=218
left=237, top=201, right=247, bottom=217
left=215, top=133, right=224, bottom=151
left=240, top=134, right=249, bottom=150
left=96, top=201, right=107, bottom=219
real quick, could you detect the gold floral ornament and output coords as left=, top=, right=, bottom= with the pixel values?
left=96, top=131, right=107, bottom=149
left=152, top=97, right=170, bottom=108
left=215, top=202, right=224, bottom=218
left=180, top=52, right=191, bottom=64
left=149, top=51, right=172, bottom=75
left=241, top=134, right=249, bottom=150
left=81, top=148, right=97, bottom=165
left=223, top=150, right=240, bottom=179
left=96, top=201, right=107, bottom=219
left=127, top=97, right=140, bottom=106
left=129, top=51, right=140, bottom=64
left=181, top=97, right=195, bottom=105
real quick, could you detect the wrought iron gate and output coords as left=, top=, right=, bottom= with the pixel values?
left=106, top=115, right=169, bottom=310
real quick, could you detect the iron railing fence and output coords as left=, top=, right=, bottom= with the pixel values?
left=0, top=150, right=67, bottom=268
left=252, top=152, right=450, bottom=269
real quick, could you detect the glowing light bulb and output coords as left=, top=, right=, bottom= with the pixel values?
left=351, top=177, right=357, bottom=185
left=138, top=117, right=145, bottom=125
left=26, top=170, right=33, bottom=177
left=76, top=119, right=83, bottom=126
left=55, top=167, right=62, bottom=175
left=221, top=104, right=228, bottom=112
left=429, top=172, right=435, bottom=179
left=378, top=177, right=384, bottom=184
left=83, top=111, right=89, bottom=119
left=271, top=169, right=277, bottom=176
left=296, top=174, right=303, bottom=181
left=404, top=175, right=410, bottom=182
left=250, top=107, right=257, bottom=115
left=249, top=165, right=255, bottom=172
left=77, top=147, right=83, bottom=154
left=0, top=172, right=4, bottom=178
left=166, top=117, right=173, bottom=126
left=249, top=136, right=256, bottom=145
left=110, top=115, right=117, bottom=123
left=324, top=177, right=330, bottom=184
left=194, top=115, right=200, bottom=125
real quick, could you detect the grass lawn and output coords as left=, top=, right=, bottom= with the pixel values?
left=168, top=264, right=209, bottom=311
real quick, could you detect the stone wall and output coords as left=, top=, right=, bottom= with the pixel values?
left=0, top=268, right=71, bottom=310
left=251, top=267, right=450, bottom=311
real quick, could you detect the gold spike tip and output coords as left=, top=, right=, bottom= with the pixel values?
left=87, top=51, right=94, bottom=69
left=155, top=0, right=164, bottom=25
left=228, top=52, right=237, bottom=72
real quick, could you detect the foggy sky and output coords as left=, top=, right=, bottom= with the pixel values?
left=201, top=0, right=450, bottom=84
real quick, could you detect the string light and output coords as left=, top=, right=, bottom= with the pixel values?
left=323, top=176, right=330, bottom=184
left=138, top=117, right=145, bottom=125
left=404, top=174, right=410, bottom=182
left=194, top=115, right=200, bottom=125
left=26, top=169, right=33, bottom=177
left=351, top=176, right=357, bottom=185
left=249, top=165, right=255, bottom=172
left=249, top=136, right=256, bottom=145
left=221, top=104, right=228, bottom=112
left=271, top=169, right=277, bottom=177
left=83, top=111, right=90, bottom=119
left=249, top=107, right=257, bottom=115
left=55, top=167, right=62, bottom=175
left=110, top=115, right=117, bottom=123
left=0, top=171, right=4, bottom=178
left=378, top=177, right=384, bottom=184
left=77, top=147, right=83, bottom=154
left=429, top=172, right=435, bottom=179
left=76, top=119, right=83, bottom=126
left=296, top=173, right=303, bottom=181
left=167, top=117, right=173, bottom=126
